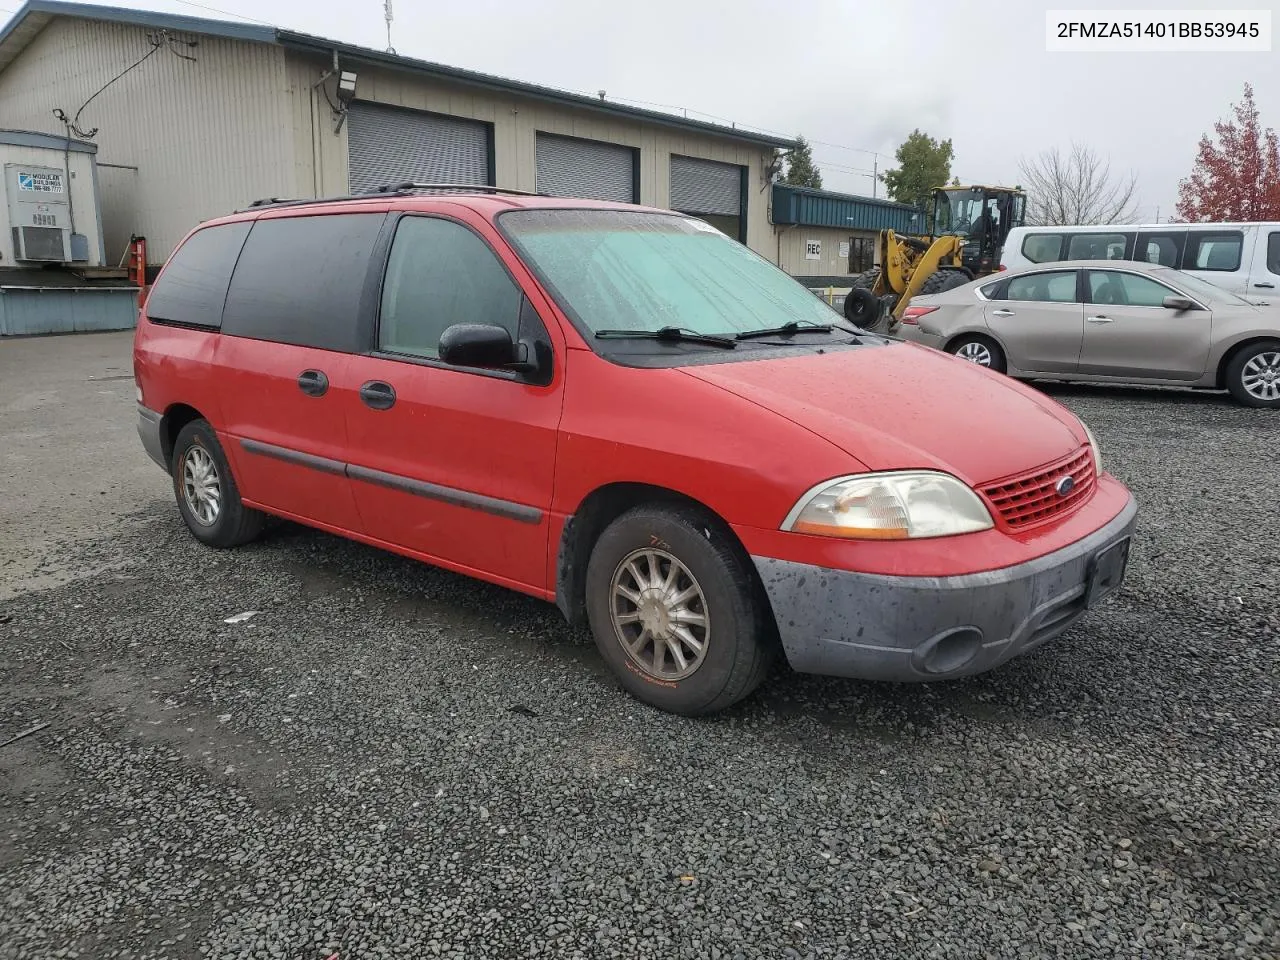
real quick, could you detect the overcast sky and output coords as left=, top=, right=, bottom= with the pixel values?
left=10, top=0, right=1278, bottom=221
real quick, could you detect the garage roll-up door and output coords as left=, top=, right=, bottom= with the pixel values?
left=536, top=133, right=636, bottom=203
left=347, top=102, right=491, bottom=195
left=669, top=155, right=742, bottom=216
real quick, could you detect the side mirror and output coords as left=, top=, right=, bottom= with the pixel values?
left=438, top=323, right=517, bottom=368
left=1163, top=295, right=1196, bottom=311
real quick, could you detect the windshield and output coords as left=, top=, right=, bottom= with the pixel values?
left=499, top=209, right=842, bottom=337
left=934, top=189, right=982, bottom=237
left=1156, top=268, right=1254, bottom=307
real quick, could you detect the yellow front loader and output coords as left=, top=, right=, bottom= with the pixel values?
left=843, top=184, right=1026, bottom=329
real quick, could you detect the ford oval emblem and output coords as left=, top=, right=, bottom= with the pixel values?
left=1055, top=475, right=1076, bottom=497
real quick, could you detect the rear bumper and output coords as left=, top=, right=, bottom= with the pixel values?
left=137, top=404, right=167, bottom=471
left=753, top=493, right=1137, bottom=682
left=897, top=325, right=943, bottom=348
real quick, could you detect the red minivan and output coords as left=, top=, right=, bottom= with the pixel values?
left=134, top=188, right=1136, bottom=715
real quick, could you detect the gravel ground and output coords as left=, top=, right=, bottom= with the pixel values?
left=1, top=336, right=1278, bottom=959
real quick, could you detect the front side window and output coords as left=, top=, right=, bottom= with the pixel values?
left=1006, top=271, right=1078, bottom=304
left=378, top=217, right=523, bottom=359
left=499, top=209, right=839, bottom=337
left=1066, top=232, right=1131, bottom=261
left=1022, top=234, right=1063, bottom=264
left=1267, top=231, right=1280, bottom=275
left=1184, top=232, right=1244, bottom=271
left=1087, top=271, right=1177, bottom=308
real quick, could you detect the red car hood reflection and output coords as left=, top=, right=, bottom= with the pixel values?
left=681, top=342, right=1084, bottom=486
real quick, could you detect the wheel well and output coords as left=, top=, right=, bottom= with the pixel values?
left=554, top=483, right=767, bottom=629
left=1217, top=337, right=1280, bottom=389
left=160, top=403, right=204, bottom=468
left=944, top=330, right=999, bottom=353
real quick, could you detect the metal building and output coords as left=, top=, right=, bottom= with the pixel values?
left=0, top=1, right=795, bottom=267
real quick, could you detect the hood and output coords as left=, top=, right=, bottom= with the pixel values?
left=681, top=341, right=1085, bottom=486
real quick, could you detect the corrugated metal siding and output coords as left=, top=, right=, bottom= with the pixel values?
left=0, top=17, right=295, bottom=262
left=771, top=184, right=923, bottom=234
left=0, top=287, right=139, bottom=335
left=535, top=133, right=635, bottom=202
left=347, top=101, right=491, bottom=193
left=292, top=54, right=776, bottom=259
left=670, top=155, right=742, bottom=215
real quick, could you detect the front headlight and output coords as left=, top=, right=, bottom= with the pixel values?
left=782, top=471, right=994, bottom=540
left=1082, top=422, right=1103, bottom=476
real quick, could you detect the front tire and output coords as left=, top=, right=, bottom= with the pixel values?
left=947, top=335, right=1007, bottom=374
left=171, top=420, right=265, bottom=548
left=1225, top=340, right=1280, bottom=408
left=843, top=268, right=883, bottom=330
left=584, top=505, right=774, bottom=715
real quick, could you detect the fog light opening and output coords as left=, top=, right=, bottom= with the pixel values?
left=918, top=627, right=983, bottom=675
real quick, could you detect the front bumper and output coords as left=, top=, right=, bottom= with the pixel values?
left=753, top=494, right=1137, bottom=682
left=137, top=404, right=167, bottom=471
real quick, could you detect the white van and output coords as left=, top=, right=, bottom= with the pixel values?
left=1000, top=223, right=1280, bottom=297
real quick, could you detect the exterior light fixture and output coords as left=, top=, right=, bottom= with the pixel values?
left=337, top=70, right=358, bottom=102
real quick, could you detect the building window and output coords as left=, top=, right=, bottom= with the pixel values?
left=849, top=236, right=874, bottom=273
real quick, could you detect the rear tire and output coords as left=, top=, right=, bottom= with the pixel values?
left=584, top=504, right=774, bottom=716
left=171, top=420, right=265, bottom=548
left=947, top=335, right=1007, bottom=374
left=916, top=268, right=971, bottom=296
left=1224, top=340, right=1280, bottom=408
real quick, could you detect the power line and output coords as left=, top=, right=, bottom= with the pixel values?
left=159, top=0, right=275, bottom=26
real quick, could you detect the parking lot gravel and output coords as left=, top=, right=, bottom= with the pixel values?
left=1, top=334, right=1277, bottom=959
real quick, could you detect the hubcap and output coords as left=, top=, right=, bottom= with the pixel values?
left=1241, top=351, right=1280, bottom=401
left=609, top=548, right=710, bottom=682
left=182, top=445, right=221, bottom=526
left=956, top=342, right=993, bottom=366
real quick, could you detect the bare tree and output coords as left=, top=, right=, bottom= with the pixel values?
left=1017, top=144, right=1140, bottom=225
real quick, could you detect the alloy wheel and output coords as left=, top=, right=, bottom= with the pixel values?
left=182, top=445, right=222, bottom=526
left=609, top=548, right=710, bottom=681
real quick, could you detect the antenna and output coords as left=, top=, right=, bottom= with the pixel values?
left=384, top=0, right=395, bottom=54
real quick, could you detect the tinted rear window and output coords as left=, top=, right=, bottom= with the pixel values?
left=145, top=222, right=251, bottom=328
left=221, top=213, right=385, bottom=352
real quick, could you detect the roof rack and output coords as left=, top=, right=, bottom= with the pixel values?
left=237, top=194, right=381, bottom=212
left=237, top=182, right=543, bottom=213
left=369, top=182, right=544, bottom=197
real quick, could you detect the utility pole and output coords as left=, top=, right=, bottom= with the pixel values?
left=862, top=155, right=879, bottom=200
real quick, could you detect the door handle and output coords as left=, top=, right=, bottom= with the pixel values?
left=991, top=308, right=1015, bottom=317
left=359, top=380, right=396, bottom=410
left=1086, top=315, right=1114, bottom=324
left=1255, top=282, right=1276, bottom=289
left=297, top=369, right=328, bottom=397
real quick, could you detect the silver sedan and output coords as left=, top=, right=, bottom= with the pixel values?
left=896, top=260, right=1280, bottom=408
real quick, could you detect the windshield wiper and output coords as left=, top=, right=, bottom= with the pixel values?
left=734, top=321, right=839, bottom=341
left=595, top=326, right=737, bottom=348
